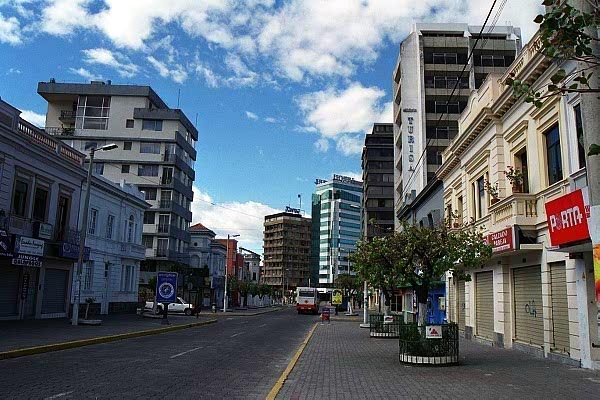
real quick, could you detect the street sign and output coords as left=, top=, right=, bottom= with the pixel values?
left=156, top=271, right=178, bottom=303
left=383, top=315, right=394, bottom=324
left=425, top=325, right=443, bottom=339
left=332, top=289, right=342, bottom=305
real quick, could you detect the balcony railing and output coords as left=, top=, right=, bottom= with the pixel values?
left=18, top=121, right=84, bottom=166
left=489, top=193, right=537, bottom=227
left=44, top=126, right=76, bottom=136
left=120, top=242, right=146, bottom=259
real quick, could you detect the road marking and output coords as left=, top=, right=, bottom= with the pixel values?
left=266, top=322, right=318, bottom=400
left=230, top=332, right=245, bottom=338
left=44, top=391, right=74, bottom=399
left=226, top=318, right=234, bottom=320
left=586, top=377, right=600, bottom=384
left=258, top=324, right=267, bottom=328
left=237, top=321, right=249, bottom=324
left=170, top=346, right=203, bottom=359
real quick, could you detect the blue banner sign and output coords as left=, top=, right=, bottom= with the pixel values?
left=156, top=271, right=178, bottom=303
left=59, top=242, right=90, bottom=260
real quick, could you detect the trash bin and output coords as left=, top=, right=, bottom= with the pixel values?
left=211, top=303, right=217, bottom=313
left=321, top=307, right=331, bottom=324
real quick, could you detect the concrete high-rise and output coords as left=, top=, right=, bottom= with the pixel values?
left=311, top=175, right=362, bottom=285
left=262, top=210, right=311, bottom=293
left=361, top=123, right=394, bottom=241
left=37, top=80, right=197, bottom=281
left=392, top=24, right=521, bottom=224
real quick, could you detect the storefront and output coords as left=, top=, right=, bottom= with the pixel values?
left=475, top=271, right=494, bottom=341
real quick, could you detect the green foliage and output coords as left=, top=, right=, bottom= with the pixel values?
left=147, top=276, right=157, bottom=293
left=257, top=284, right=273, bottom=298
left=334, top=273, right=361, bottom=295
left=351, top=220, right=492, bottom=309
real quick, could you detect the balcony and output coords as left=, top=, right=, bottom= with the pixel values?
left=59, top=110, right=76, bottom=123
left=120, top=242, right=146, bottom=260
left=488, top=193, right=537, bottom=228
left=44, top=126, right=76, bottom=136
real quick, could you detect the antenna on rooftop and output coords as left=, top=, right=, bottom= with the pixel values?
left=177, top=89, right=181, bottom=108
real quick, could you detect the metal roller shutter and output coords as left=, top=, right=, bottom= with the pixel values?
left=41, top=269, right=69, bottom=315
left=513, top=266, right=543, bottom=346
left=550, top=262, right=570, bottom=354
left=448, top=277, right=455, bottom=322
left=475, top=271, right=494, bottom=340
left=458, top=280, right=465, bottom=331
left=0, top=266, right=20, bottom=316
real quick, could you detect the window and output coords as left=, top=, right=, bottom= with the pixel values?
left=142, top=119, right=163, bottom=131
left=476, top=176, right=486, bottom=219
left=83, top=260, right=94, bottom=290
left=123, top=141, right=132, bottom=150
left=142, top=235, right=153, bottom=249
left=126, top=119, right=134, bottom=128
left=140, top=142, right=161, bottom=154
left=574, top=105, right=586, bottom=169
left=76, top=95, right=110, bottom=130
left=55, top=195, right=70, bottom=241
left=32, top=187, right=49, bottom=221
left=120, top=265, right=135, bottom=292
left=127, top=215, right=135, bottom=243
left=144, top=211, right=155, bottom=224
left=93, top=163, right=104, bottom=174
left=545, top=124, right=563, bottom=185
left=121, top=164, right=130, bottom=173
left=12, top=180, right=28, bottom=216
left=88, top=208, right=98, bottom=235
left=138, top=165, right=159, bottom=176
left=106, top=215, right=115, bottom=239
left=141, top=187, right=157, bottom=200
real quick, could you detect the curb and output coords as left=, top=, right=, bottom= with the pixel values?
left=266, top=322, right=318, bottom=400
left=0, top=319, right=218, bottom=361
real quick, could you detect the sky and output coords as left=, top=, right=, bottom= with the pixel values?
left=0, top=0, right=542, bottom=254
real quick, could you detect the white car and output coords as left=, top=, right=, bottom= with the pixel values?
left=145, top=297, right=194, bottom=316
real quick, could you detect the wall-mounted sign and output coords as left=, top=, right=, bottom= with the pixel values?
left=426, top=325, right=443, bottom=339
left=15, top=236, right=44, bottom=257
left=402, top=108, right=417, bottom=113
left=486, top=226, right=517, bottom=253
left=0, top=231, right=13, bottom=257
left=12, top=254, right=42, bottom=267
left=33, top=221, right=53, bottom=240
left=21, top=273, right=29, bottom=300
left=545, top=188, right=591, bottom=246
left=59, top=242, right=90, bottom=260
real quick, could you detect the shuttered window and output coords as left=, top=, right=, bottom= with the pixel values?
left=41, top=269, right=69, bottom=315
left=550, top=262, right=570, bottom=354
left=0, top=266, right=20, bottom=316
left=475, top=271, right=494, bottom=340
left=513, top=266, right=544, bottom=346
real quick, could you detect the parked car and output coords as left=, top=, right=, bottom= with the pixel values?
left=145, top=297, right=194, bottom=316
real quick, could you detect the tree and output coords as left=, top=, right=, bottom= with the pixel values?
left=257, top=284, right=273, bottom=306
left=351, top=220, right=492, bottom=324
left=334, top=273, right=361, bottom=298
left=506, top=0, right=600, bottom=155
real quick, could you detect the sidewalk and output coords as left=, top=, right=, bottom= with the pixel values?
left=0, top=313, right=216, bottom=354
left=277, top=320, right=600, bottom=399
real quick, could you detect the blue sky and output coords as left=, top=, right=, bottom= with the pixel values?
left=0, top=0, right=541, bottom=253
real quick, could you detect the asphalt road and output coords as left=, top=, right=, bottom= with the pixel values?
left=0, top=308, right=317, bottom=399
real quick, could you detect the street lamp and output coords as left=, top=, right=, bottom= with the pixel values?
left=223, top=233, right=240, bottom=313
left=72, top=143, right=118, bottom=326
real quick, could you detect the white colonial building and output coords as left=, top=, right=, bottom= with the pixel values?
left=75, top=175, right=148, bottom=315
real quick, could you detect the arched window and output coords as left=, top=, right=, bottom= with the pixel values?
left=127, top=215, right=135, bottom=243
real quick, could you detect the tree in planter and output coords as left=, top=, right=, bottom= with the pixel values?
left=350, top=235, right=406, bottom=316
left=84, top=297, right=96, bottom=320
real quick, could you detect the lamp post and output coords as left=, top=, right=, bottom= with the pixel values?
left=223, top=233, right=239, bottom=313
left=72, top=143, right=118, bottom=326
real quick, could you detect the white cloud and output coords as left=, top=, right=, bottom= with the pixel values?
left=7, top=67, right=22, bottom=75
left=314, top=138, right=329, bottom=153
left=82, top=48, right=139, bottom=78
left=0, top=12, right=22, bottom=44
left=69, top=67, right=102, bottom=81
left=264, top=117, right=277, bottom=123
left=40, top=0, right=91, bottom=36
left=195, top=62, right=219, bottom=88
left=245, top=111, right=258, bottom=120
left=190, top=186, right=279, bottom=254
left=298, top=82, right=389, bottom=155
left=147, top=56, right=188, bottom=84
left=20, top=109, right=45, bottom=127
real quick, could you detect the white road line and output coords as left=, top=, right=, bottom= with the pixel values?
left=44, top=391, right=74, bottom=400
left=237, top=321, right=249, bottom=324
left=170, top=346, right=203, bottom=359
left=258, top=324, right=267, bottom=328
left=230, top=332, right=245, bottom=338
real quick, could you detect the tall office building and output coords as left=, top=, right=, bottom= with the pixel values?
left=392, top=24, right=521, bottom=222
left=262, top=210, right=311, bottom=292
left=38, top=80, right=197, bottom=279
left=311, top=175, right=362, bottom=285
left=362, top=123, right=395, bottom=241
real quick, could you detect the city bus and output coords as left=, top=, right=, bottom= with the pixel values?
left=296, top=287, right=319, bottom=314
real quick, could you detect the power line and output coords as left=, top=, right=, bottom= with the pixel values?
left=400, top=0, right=500, bottom=201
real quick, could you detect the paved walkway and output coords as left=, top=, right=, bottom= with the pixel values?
left=277, top=321, right=600, bottom=399
left=0, top=306, right=282, bottom=353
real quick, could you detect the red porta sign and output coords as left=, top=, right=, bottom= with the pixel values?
left=487, top=227, right=514, bottom=253
left=545, top=189, right=591, bottom=246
